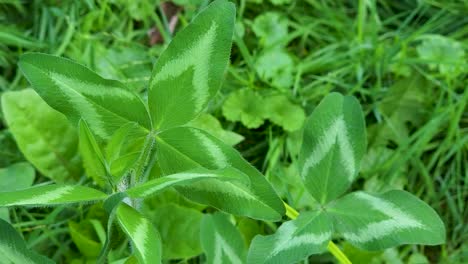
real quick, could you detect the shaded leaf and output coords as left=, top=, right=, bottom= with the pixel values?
left=252, top=12, right=288, bottom=47
left=189, top=114, right=244, bottom=146
left=255, top=48, right=294, bottom=89
left=79, top=119, right=108, bottom=187
left=222, top=89, right=266, bottom=129
left=1, top=89, right=82, bottom=182
left=201, top=213, right=247, bottom=264
left=264, top=95, right=305, bottom=131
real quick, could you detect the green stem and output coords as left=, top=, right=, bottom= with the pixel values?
left=283, top=202, right=352, bottom=264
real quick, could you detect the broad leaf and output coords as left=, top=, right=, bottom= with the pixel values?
left=79, top=119, right=108, bottom=187
left=0, top=219, right=53, bottom=264
left=116, top=203, right=162, bottom=264
left=247, top=211, right=332, bottom=264
left=148, top=0, right=235, bottom=130
left=18, top=53, right=151, bottom=139
left=188, top=114, right=244, bottom=146
left=155, top=127, right=285, bottom=221
left=1, top=89, right=82, bottom=182
left=69, top=220, right=104, bottom=258
left=150, top=203, right=203, bottom=260
left=328, top=190, right=446, bottom=250
left=0, top=185, right=107, bottom=207
left=222, top=88, right=266, bottom=129
left=201, top=213, right=246, bottom=264
left=126, top=167, right=249, bottom=199
left=298, top=93, right=366, bottom=204
left=263, top=95, right=305, bottom=131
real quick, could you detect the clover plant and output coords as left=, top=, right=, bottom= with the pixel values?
left=0, top=0, right=445, bottom=263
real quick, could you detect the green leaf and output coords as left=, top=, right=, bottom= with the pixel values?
left=148, top=0, right=235, bottom=130
left=69, top=220, right=103, bottom=257
left=0, top=218, right=54, bottom=264
left=149, top=203, right=203, bottom=260
left=0, top=162, right=35, bottom=191
left=328, top=190, right=446, bottom=250
left=416, top=34, right=465, bottom=76
left=189, top=114, right=244, bottom=146
left=222, top=89, right=266, bottom=129
left=255, top=48, right=294, bottom=89
left=247, top=211, right=332, bottom=264
left=298, top=93, right=366, bottom=204
left=263, top=95, right=305, bottom=131
left=79, top=119, right=108, bottom=187
left=1, top=89, right=82, bottom=183
left=155, top=127, right=285, bottom=221
left=116, top=203, right=162, bottom=264
left=0, top=185, right=107, bottom=207
left=251, top=12, right=288, bottom=47
left=18, top=53, right=151, bottom=139
left=126, top=167, right=249, bottom=199
left=201, top=213, right=247, bottom=264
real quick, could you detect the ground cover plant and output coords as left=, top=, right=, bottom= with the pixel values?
left=0, top=0, right=466, bottom=263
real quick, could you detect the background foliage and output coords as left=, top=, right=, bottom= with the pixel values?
left=0, top=0, right=466, bottom=263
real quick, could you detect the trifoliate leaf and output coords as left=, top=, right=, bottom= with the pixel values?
left=189, top=114, right=244, bottom=146
left=255, top=48, right=294, bottom=89
left=222, top=89, right=266, bottom=129
left=416, top=35, right=465, bottom=76
left=252, top=12, right=288, bottom=47
left=264, top=95, right=305, bottom=131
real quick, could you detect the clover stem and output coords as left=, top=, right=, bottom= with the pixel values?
left=283, top=202, right=352, bottom=264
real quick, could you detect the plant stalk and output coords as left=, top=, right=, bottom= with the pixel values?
left=283, top=202, right=352, bottom=264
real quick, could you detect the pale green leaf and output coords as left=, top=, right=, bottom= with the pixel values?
left=0, top=185, right=107, bottom=207
left=189, top=114, right=244, bottom=146
left=255, top=48, right=294, bottom=88
left=0, top=162, right=35, bottom=191
left=1, top=89, right=82, bottom=183
left=79, top=119, right=108, bottom=187
left=155, top=127, right=285, bottom=220
left=201, top=213, right=247, bottom=264
left=18, top=53, right=151, bottom=139
left=148, top=0, right=235, bottom=130
left=126, top=167, right=249, bottom=199
left=69, top=220, right=103, bottom=258
left=252, top=12, right=288, bottom=47
left=149, top=203, right=203, bottom=260
left=0, top=219, right=54, bottom=264
left=328, top=190, right=446, bottom=250
left=263, top=95, right=305, bottom=131
left=247, top=211, right=332, bottom=264
left=222, top=89, right=266, bottom=129
left=116, top=203, right=162, bottom=264
left=298, top=93, right=366, bottom=204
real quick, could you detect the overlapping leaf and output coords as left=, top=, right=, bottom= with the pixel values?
left=0, top=185, right=107, bottom=207
left=18, top=53, right=151, bottom=139
left=155, top=127, right=285, bottom=220
left=0, top=219, right=53, bottom=264
left=298, top=93, right=366, bottom=204
left=1, top=89, right=82, bottom=182
left=126, top=167, right=249, bottom=199
left=201, top=213, right=246, bottom=264
left=116, top=203, right=162, bottom=264
left=148, top=0, right=235, bottom=130
left=247, top=211, right=332, bottom=264
left=79, top=119, right=108, bottom=187
left=328, top=190, right=446, bottom=250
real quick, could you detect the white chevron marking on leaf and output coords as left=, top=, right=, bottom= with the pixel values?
left=138, top=172, right=217, bottom=197
left=302, top=116, right=355, bottom=181
left=213, top=233, right=243, bottom=264
left=152, top=22, right=218, bottom=111
left=8, top=186, right=74, bottom=205
left=133, top=219, right=149, bottom=262
left=192, top=130, right=228, bottom=168
left=269, top=222, right=331, bottom=259
left=342, top=192, right=424, bottom=243
left=50, top=72, right=107, bottom=138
